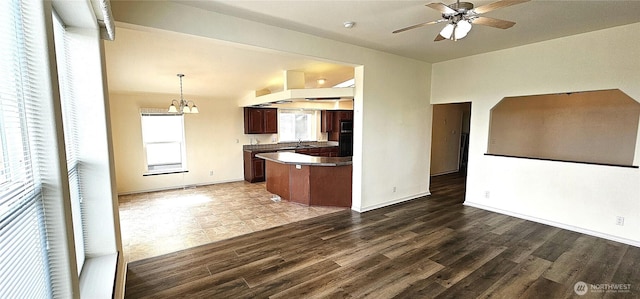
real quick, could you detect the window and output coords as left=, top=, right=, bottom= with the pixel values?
left=1, top=0, right=52, bottom=297
left=2, top=0, right=120, bottom=297
left=278, top=109, right=317, bottom=142
left=141, top=111, right=187, bottom=173
left=53, top=12, right=86, bottom=274
left=0, top=123, right=9, bottom=186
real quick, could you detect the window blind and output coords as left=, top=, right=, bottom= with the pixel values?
left=0, top=0, right=52, bottom=297
left=140, top=110, right=187, bottom=172
left=53, top=12, right=86, bottom=274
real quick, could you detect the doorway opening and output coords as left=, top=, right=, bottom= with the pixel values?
left=430, top=102, right=472, bottom=178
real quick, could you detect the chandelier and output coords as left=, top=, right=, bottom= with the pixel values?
left=168, top=74, right=199, bottom=114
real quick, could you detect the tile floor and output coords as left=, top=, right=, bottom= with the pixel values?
left=118, top=181, right=347, bottom=262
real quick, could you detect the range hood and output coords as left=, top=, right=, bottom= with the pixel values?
left=256, top=87, right=354, bottom=104
left=249, top=70, right=354, bottom=106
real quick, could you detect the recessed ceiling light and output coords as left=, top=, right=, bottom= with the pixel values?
left=343, top=21, right=356, bottom=29
left=317, top=78, right=326, bottom=85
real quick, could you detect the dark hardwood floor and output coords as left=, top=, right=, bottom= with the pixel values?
left=125, top=173, right=640, bottom=298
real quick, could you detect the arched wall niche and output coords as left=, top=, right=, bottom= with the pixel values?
left=487, top=89, right=640, bottom=167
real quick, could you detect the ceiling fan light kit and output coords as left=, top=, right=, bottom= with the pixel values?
left=440, top=19, right=472, bottom=40
left=393, top=0, right=530, bottom=41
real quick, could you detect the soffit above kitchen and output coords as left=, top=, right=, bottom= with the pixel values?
left=104, top=25, right=355, bottom=100
left=181, top=0, right=640, bottom=63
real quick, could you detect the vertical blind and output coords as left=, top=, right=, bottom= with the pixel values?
left=0, top=0, right=52, bottom=297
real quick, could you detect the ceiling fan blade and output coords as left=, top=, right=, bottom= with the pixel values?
left=434, top=34, right=446, bottom=41
left=472, top=16, right=516, bottom=29
left=393, top=19, right=445, bottom=34
left=472, top=0, right=530, bottom=14
left=426, top=3, right=457, bottom=14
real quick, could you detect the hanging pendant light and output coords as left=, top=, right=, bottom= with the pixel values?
left=168, top=74, right=199, bottom=114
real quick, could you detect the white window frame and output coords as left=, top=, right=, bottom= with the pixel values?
left=140, top=111, right=188, bottom=174
left=52, top=11, right=87, bottom=274
left=0, top=123, right=10, bottom=187
left=278, top=109, right=318, bottom=142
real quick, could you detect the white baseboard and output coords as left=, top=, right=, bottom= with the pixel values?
left=464, top=201, right=640, bottom=248
left=117, top=178, right=245, bottom=196
left=430, top=169, right=460, bottom=176
left=354, top=191, right=432, bottom=213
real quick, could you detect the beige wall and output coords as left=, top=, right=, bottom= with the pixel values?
left=110, top=92, right=247, bottom=194
left=110, top=1, right=433, bottom=211
left=488, top=90, right=640, bottom=166
left=432, top=22, right=640, bottom=246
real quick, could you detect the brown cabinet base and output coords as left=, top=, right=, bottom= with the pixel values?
left=265, top=160, right=352, bottom=208
left=243, top=150, right=265, bottom=182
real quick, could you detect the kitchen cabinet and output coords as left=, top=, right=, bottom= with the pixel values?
left=243, top=151, right=266, bottom=182
left=295, top=147, right=320, bottom=156
left=296, top=146, right=338, bottom=157
left=324, top=110, right=353, bottom=141
left=263, top=109, right=278, bottom=133
left=245, top=145, right=340, bottom=183
left=321, top=110, right=334, bottom=132
left=321, top=146, right=340, bottom=157
left=337, top=110, right=353, bottom=121
left=244, top=107, right=278, bottom=134
left=257, top=153, right=352, bottom=208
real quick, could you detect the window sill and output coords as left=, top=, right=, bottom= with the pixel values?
left=143, top=170, right=189, bottom=176
left=79, top=253, right=118, bottom=299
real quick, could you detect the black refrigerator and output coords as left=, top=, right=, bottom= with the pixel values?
left=338, top=120, right=353, bottom=157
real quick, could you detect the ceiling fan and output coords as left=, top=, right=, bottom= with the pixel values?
left=393, top=0, right=530, bottom=41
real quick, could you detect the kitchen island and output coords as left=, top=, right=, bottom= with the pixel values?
left=255, top=152, right=352, bottom=207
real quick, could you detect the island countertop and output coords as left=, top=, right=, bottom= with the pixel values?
left=255, top=152, right=352, bottom=167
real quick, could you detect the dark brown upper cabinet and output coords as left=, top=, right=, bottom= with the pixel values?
left=322, top=110, right=353, bottom=141
left=244, top=107, right=278, bottom=134
left=321, top=110, right=334, bottom=132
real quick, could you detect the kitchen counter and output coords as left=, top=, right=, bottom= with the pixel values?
left=255, top=152, right=351, bottom=167
left=243, top=142, right=342, bottom=183
left=256, top=152, right=352, bottom=208
left=243, top=141, right=339, bottom=152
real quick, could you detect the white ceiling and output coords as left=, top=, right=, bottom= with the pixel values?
left=184, top=0, right=640, bottom=62
left=105, top=0, right=640, bottom=101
